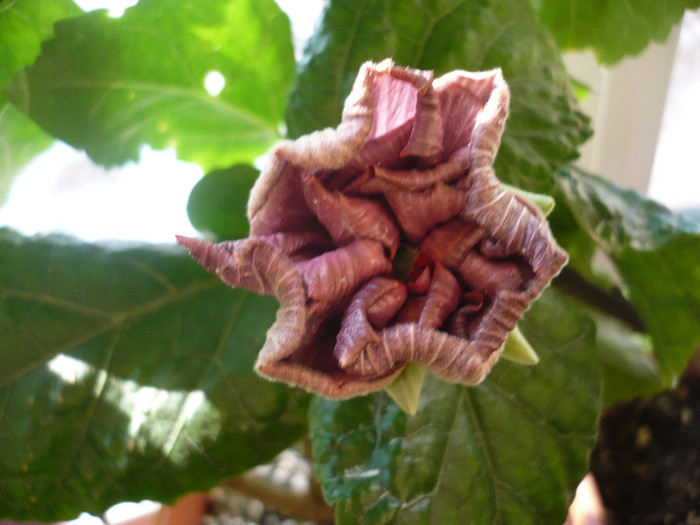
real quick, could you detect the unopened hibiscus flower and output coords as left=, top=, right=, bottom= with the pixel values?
left=178, top=59, right=567, bottom=401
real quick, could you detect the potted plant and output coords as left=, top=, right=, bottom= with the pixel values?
left=1, top=0, right=698, bottom=523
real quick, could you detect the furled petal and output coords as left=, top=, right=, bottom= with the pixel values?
left=454, top=251, right=524, bottom=293
left=383, top=183, right=467, bottom=243
left=460, top=172, right=567, bottom=278
left=295, top=239, right=392, bottom=304
left=301, top=174, right=400, bottom=256
left=436, top=69, right=510, bottom=162
left=418, top=263, right=462, bottom=328
left=420, top=219, right=485, bottom=266
left=373, top=146, right=471, bottom=191
left=179, top=59, right=568, bottom=401
left=175, top=236, right=307, bottom=368
left=399, top=80, right=443, bottom=163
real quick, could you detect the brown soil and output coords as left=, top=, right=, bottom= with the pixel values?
left=591, top=362, right=700, bottom=524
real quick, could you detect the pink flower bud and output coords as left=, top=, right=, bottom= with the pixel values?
left=178, top=59, right=567, bottom=398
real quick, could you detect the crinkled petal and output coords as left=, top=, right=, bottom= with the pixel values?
left=301, top=174, right=400, bottom=256
left=180, top=59, right=568, bottom=400
left=418, top=263, right=462, bottom=328
left=435, top=69, right=510, bottom=162
left=373, top=146, right=471, bottom=191
left=460, top=167, right=567, bottom=279
left=175, top=236, right=307, bottom=368
left=384, top=183, right=467, bottom=243
left=295, top=239, right=392, bottom=304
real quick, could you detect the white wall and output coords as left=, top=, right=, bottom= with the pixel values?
left=566, top=9, right=700, bottom=212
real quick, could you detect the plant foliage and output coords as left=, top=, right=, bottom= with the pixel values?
left=1, top=0, right=698, bottom=522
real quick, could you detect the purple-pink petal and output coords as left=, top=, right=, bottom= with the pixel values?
left=178, top=59, right=567, bottom=400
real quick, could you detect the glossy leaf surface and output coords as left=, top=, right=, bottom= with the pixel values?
left=557, top=169, right=700, bottom=381
left=310, top=290, right=602, bottom=524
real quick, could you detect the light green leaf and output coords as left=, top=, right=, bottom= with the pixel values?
left=0, top=0, right=80, bottom=87
left=0, top=100, right=53, bottom=205
left=0, top=229, right=310, bottom=520
left=286, top=0, right=591, bottom=192
left=0, top=0, right=79, bottom=201
left=530, top=0, right=700, bottom=64
left=590, top=311, right=662, bottom=405
left=557, top=168, right=700, bottom=381
left=4, top=0, right=294, bottom=170
left=310, top=290, right=602, bottom=524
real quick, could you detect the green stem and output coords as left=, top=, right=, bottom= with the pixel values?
left=554, top=267, right=645, bottom=332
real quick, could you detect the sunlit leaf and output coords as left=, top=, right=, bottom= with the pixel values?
left=4, top=0, right=294, bottom=170
left=0, top=0, right=80, bottom=87
left=0, top=0, right=79, bottom=200
left=0, top=100, right=53, bottom=204
left=530, top=0, right=700, bottom=64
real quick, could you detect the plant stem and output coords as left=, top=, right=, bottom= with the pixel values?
left=554, top=268, right=645, bottom=332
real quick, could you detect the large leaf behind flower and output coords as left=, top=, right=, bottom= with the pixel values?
left=557, top=169, right=700, bottom=382
left=0, top=228, right=310, bottom=520
left=286, top=0, right=590, bottom=192
left=530, top=0, right=700, bottom=64
left=310, top=290, right=601, bottom=524
left=3, top=0, right=294, bottom=170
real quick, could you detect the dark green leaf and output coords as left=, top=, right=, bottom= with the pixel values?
left=530, top=0, right=700, bottom=64
left=4, top=0, right=294, bottom=170
left=614, top=235, right=700, bottom=382
left=187, top=164, right=259, bottom=240
left=0, top=229, right=309, bottom=520
left=591, top=312, right=662, bottom=405
left=310, top=290, right=601, bottom=524
left=549, top=196, right=600, bottom=284
left=557, top=168, right=700, bottom=381
left=286, top=0, right=591, bottom=192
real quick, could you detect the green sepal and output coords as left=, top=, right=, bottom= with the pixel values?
left=384, top=362, right=426, bottom=415
left=502, top=183, right=556, bottom=216
left=501, top=325, right=540, bottom=365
